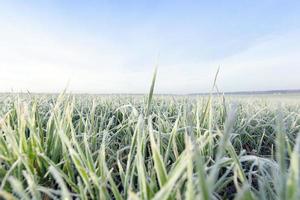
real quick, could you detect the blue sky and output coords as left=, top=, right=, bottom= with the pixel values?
left=0, top=0, right=299, bottom=93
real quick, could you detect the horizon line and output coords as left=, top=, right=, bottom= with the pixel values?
left=1, top=88, right=300, bottom=96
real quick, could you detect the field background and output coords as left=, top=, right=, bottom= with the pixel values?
left=0, top=92, right=300, bottom=200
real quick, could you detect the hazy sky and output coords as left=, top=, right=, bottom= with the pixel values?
left=0, top=0, right=299, bottom=94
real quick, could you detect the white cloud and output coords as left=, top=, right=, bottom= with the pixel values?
left=215, top=31, right=300, bottom=92
left=0, top=11, right=299, bottom=94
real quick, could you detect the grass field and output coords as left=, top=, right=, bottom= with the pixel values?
left=0, top=66, right=300, bottom=200
left=0, top=92, right=299, bottom=200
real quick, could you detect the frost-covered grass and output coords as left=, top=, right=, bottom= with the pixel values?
left=0, top=92, right=299, bottom=200
left=0, top=67, right=300, bottom=200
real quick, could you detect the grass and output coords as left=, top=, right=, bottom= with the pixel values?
left=0, top=74, right=300, bottom=199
